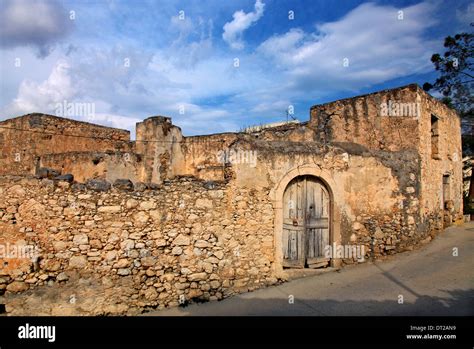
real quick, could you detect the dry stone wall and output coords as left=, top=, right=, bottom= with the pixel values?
left=0, top=175, right=276, bottom=315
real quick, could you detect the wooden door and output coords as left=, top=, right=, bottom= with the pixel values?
left=282, top=176, right=330, bottom=268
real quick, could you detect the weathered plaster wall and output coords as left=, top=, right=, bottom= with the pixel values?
left=227, top=141, right=428, bottom=270
left=135, top=116, right=184, bottom=184
left=417, top=95, right=463, bottom=220
left=39, top=152, right=141, bottom=183
left=309, top=84, right=421, bottom=151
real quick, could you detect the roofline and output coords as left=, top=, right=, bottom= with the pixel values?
left=0, top=113, right=131, bottom=134
left=310, top=83, right=457, bottom=115
left=185, top=121, right=308, bottom=139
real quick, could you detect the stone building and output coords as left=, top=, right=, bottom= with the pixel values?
left=0, top=84, right=463, bottom=315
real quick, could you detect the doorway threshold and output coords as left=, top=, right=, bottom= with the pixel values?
left=283, top=267, right=340, bottom=281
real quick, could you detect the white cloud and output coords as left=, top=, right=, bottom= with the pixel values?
left=4, top=60, right=76, bottom=116
left=1, top=1, right=444, bottom=136
left=0, top=0, right=73, bottom=57
left=258, top=29, right=304, bottom=57
left=222, top=0, right=265, bottom=50
left=169, top=17, right=214, bottom=68
left=85, top=113, right=141, bottom=134
left=258, top=2, right=438, bottom=91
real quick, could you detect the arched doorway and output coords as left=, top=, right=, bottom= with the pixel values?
left=282, top=175, right=331, bottom=268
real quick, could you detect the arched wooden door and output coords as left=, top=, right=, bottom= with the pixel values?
left=282, top=176, right=330, bottom=268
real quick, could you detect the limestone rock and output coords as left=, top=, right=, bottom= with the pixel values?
left=188, top=273, right=207, bottom=281
left=69, top=256, right=88, bottom=269
left=188, top=289, right=203, bottom=298
left=114, top=259, right=129, bottom=268
left=173, top=234, right=191, bottom=246
left=7, top=185, right=26, bottom=197
left=53, top=241, right=68, bottom=252
left=141, top=256, right=156, bottom=267
left=117, top=268, right=131, bottom=276
left=43, top=260, right=61, bottom=272
left=149, top=210, right=162, bottom=221
left=6, top=281, right=29, bottom=293
left=194, top=240, right=210, bottom=248
left=133, top=211, right=149, bottom=225
left=139, top=201, right=156, bottom=210
left=171, top=246, right=183, bottom=255
left=213, top=251, right=224, bottom=259
left=73, top=233, right=88, bottom=245
left=98, top=206, right=121, bottom=213
left=374, top=227, right=384, bottom=239
left=143, top=288, right=158, bottom=300
left=195, top=198, right=213, bottom=209
left=56, top=272, right=69, bottom=282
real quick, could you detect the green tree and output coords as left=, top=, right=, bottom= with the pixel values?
left=424, top=25, right=473, bottom=215
left=423, top=26, right=473, bottom=116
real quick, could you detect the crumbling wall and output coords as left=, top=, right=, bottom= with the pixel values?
left=177, top=133, right=239, bottom=181
left=0, top=175, right=276, bottom=315
left=417, top=95, right=463, bottom=224
left=134, top=116, right=184, bottom=184
left=0, top=84, right=463, bottom=315
left=39, top=152, right=141, bottom=183
left=309, top=84, right=421, bottom=151
left=304, top=84, right=462, bottom=257
left=0, top=113, right=131, bottom=177
left=226, top=141, right=433, bottom=267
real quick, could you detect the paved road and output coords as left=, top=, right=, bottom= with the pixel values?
left=146, top=223, right=474, bottom=316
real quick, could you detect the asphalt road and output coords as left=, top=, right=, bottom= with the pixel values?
left=146, top=223, right=474, bottom=316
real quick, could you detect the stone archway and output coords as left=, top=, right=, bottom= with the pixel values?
left=282, top=175, right=331, bottom=268
left=271, top=166, right=342, bottom=273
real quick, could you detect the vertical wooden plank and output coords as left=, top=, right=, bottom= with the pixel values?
left=322, top=185, right=329, bottom=255
left=289, top=231, right=297, bottom=260
left=282, top=229, right=288, bottom=259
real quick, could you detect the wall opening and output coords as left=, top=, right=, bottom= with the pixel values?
left=282, top=175, right=331, bottom=269
left=443, top=174, right=451, bottom=209
left=431, top=114, right=440, bottom=159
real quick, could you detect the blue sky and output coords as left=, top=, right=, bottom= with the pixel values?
left=0, top=0, right=472, bottom=136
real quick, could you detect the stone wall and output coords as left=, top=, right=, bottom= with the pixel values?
left=306, top=83, right=463, bottom=252
left=0, top=175, right=276, bottom=315
left=418, top=93, right=463, bottom=222
left=309, top=84, right=422, bottom=151
left=135, top=116, right=184, bottom=184
left=0, top=113, right=131, bottom=177
left=39, top=151, right=141, bottom=183
left=0, top=84, right=463, bottom=315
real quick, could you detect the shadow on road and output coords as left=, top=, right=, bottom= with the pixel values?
left=148, top=288, right=474, bottom=316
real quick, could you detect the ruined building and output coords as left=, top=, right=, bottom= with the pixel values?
left=0, top=84, right=463, bottom=315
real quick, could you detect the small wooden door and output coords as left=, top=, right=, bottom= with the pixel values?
left=282, top=176, right=330, bottom=268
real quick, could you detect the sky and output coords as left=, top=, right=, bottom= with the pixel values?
left=0, top=0, right=472, bottom=136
